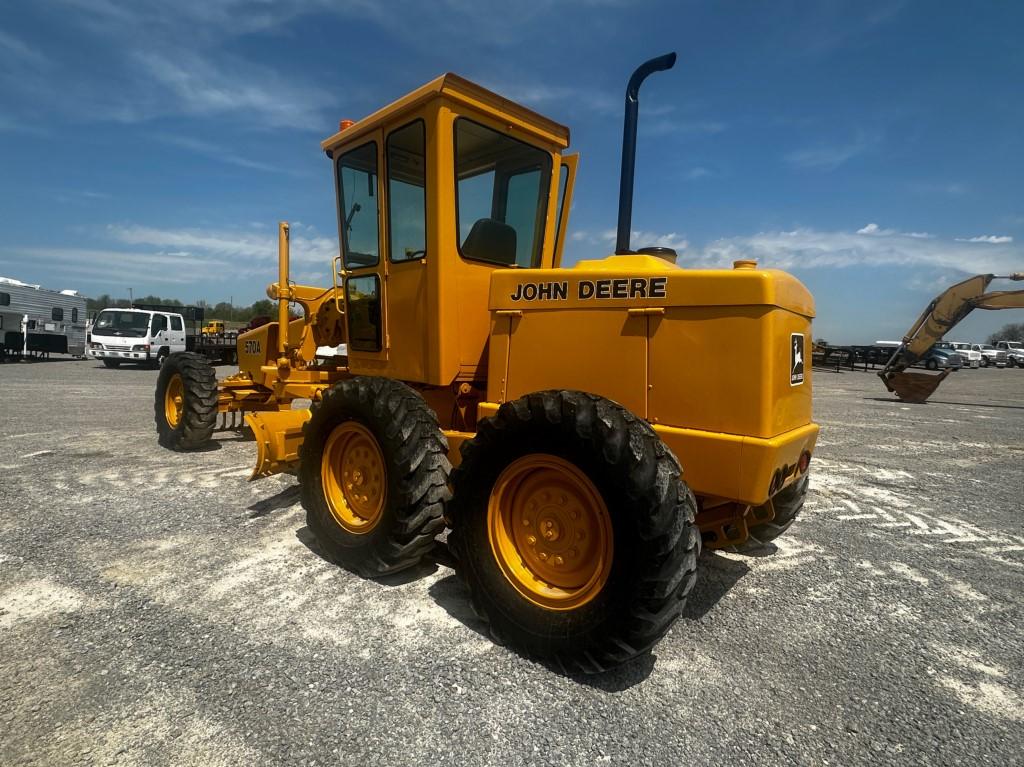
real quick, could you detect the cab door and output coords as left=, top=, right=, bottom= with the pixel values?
left=336, top=132, right=388, bottom=373
left=380, top=118, right=430, bottom=382
left=552, top=153, right=578, bottom=268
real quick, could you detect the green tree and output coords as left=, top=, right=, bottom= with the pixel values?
left=987, top=322, right=1024, bottom=344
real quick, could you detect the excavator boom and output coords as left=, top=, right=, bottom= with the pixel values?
left=879, top=272, right=1024, bottom=403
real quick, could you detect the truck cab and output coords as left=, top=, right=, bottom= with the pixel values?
left=88, top=308, right=187, bottom=367
left=202, top=320, right=227, bottom=335
left=971, top=343, right=1008, bottom=368
left=993, top=340, right=1024, bottom=367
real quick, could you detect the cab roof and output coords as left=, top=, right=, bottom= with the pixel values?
left=320, top=73, right=571, bottom=153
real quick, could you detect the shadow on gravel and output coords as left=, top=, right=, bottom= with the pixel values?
left=427, top=572, right=657, bottom=691
left=247, top=485, right=301, bottom=518
left=682, top=552, right=751, bottom=621
left=293, top=525, right=440, bottom=585
left=863, top=396, right=1024, bottom=410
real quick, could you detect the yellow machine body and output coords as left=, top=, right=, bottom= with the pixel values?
left=213, top=72, right=818, bottom=532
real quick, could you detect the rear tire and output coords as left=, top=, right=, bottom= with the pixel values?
left=102, top=359, right=120, bottom=369
left=154, top=352, right=218, bottom=449
left=299, top=377, right=450, bottom=577
left=925, top=359, right=938, bottom=371
left=448, top=390, right=700, bottom=673
left=739, top=473, right=810, bottom=550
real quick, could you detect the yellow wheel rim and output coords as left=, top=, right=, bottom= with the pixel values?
left=488, top=454, right=613, bottom=611
left=164, top=374, right=184, bottom=429
left=321, top=421, right=387, bottom=535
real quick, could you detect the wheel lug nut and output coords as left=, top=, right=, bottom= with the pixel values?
left=538, top=552, right=548, bottom=561
left=526, top=535, right=537, bottom=546
left=570, top=510, right=579, bottom=520
left=553, top=556, right=564, bottom=566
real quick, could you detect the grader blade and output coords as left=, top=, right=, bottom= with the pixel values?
left=247, top=409, right=312, bottom=479
left=881, top=369, right=951, bottom=404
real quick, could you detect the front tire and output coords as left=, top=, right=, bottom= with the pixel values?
left=925, top=359, right=938, bottom=371
left=102, top=359, right=121, bottom=369
left=448, top=391, right=700, bottom=673
left=299, top=377, right=449, bottom=577
left=154, top=352, right=218, bottom=449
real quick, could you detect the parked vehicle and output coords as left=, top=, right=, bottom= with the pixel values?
left=202, top=320, right=226, bottom=335
left=88, top=305, right=238, bottom=367
left=970, top=343, right=1008, bottom=368
left=938, top=341, right=981, bottom=369
left=88, top=308, right=186, bottom=368
left=918, top=346, right=962, bottom=371
left=0, top=277, right=87, bottom=360
left=993, top=340, right=1024, bottom=368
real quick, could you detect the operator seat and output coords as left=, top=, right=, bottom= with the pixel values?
left=463, top=218, right=517, bottom=265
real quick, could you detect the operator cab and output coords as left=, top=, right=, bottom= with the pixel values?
left=321, top=74, right=577, bottom=387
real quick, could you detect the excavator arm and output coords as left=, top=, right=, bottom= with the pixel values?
left=879, top=272, right=1024, bottom=403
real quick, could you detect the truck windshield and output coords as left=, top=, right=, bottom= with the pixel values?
left=94, top=310, right=151, bottom=337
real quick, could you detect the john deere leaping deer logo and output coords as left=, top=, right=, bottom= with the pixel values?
left=791, top=333, right=805, bottom=385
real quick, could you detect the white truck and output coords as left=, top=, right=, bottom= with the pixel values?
left=993, top=340, right=1024, bottom=368
left=87, top=308, right=187, bottom=368
left=970, top=343, right=1008, bottom=368
left=946, top=342, right=982, bottom=368
left=87, top=305, right=239, bottom=368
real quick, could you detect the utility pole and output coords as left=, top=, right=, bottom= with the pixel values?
left=128, top=287, right=133, bottom=307
left=230, top=295, right=233, bottom=323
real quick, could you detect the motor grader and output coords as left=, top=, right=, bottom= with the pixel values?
left=154, top=54, right=818, bottom=672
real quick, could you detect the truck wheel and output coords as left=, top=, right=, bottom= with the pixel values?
left=154, top=352, right=218, bottom=450
left=980, top=357, right=989, bottom=367
left=448, top=391, right=700, bottom=673
left=102, top=359, right=121, bottom=369
left=925, top=359, right=938, bottom=371
left=300, top=377, right=449, bottom=577
left=739, top=474, right=810, bottom=550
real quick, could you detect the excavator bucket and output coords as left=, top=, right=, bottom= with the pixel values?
left=880, top=369, right=951, bottom=404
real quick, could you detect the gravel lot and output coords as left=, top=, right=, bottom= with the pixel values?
left=1, top=358, right=1022, bottom=766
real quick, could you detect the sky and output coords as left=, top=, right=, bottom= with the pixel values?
left=0, top=0, right=1021, bottom=343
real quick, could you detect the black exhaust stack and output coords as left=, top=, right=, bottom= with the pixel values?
left=615, top=52, right=677, bottom=255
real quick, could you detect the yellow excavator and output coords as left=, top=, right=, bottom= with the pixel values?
left=879, top=272, right=1024, bottom=403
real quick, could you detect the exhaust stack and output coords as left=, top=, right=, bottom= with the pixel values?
left=615, top=52, right=677, bottom=255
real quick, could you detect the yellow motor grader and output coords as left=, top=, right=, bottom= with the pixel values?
left=154, top=54, right=819, bottom=671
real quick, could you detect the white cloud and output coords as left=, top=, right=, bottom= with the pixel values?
left=0, top=29, right=49, bottom=67
left=785, top=133, right=877, bottom=171
left=955, top=235, right=1013, bottom=245
left=107, top=224, right=337, bottom=264
left=693, top=226, right=1020, bottom=274
left=155, top=134, right=287, bottom=174
left=572, top=229, right=689, bottom=252
left=686, top=167, right=712, bottom=180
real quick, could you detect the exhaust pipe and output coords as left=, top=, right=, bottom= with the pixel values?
left=615, top=52, right=677, bottom=255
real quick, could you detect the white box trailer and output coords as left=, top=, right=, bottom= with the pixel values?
left=0, top=277, right=88, bottom=358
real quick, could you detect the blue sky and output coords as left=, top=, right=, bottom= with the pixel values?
left=0, top=0, right=1021, bottom=343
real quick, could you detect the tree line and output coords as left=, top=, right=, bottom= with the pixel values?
left=86, top=294, right=278, bottom=323
left=987, top=322, right=1024, bottom=344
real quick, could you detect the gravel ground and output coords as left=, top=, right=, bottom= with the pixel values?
left=1, top=358, right=1022, bottom=766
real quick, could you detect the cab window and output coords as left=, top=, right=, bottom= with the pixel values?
left=171, top=316, right=183, bottom=331
left=346, top=275, right=382, bottom=352
left=387, top=121, right=427, bottom=262
left=151, top=314, right=168, bottom=334
left=338, top=142, right=379, bottom=269
left=454, top=119, right=551, bottom=268
left=52, top=307, right=64, bottom=321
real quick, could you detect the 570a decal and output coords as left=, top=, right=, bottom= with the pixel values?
left=244, top=339, right=262, bottom=355
left=510, top=277, right=668, bottom=302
